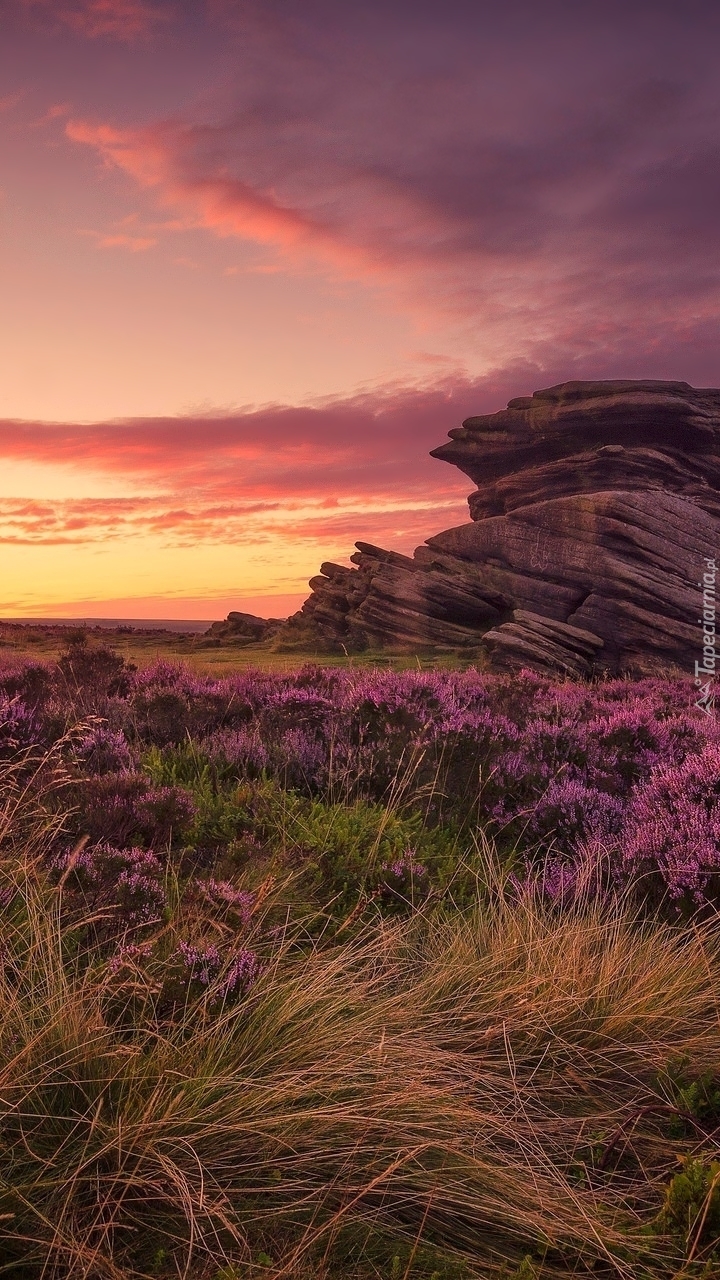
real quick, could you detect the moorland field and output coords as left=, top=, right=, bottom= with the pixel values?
left=1, top=631, right=719, bottom=1279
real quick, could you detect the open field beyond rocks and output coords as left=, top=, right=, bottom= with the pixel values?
left=0, top=622, right=471, bottom=676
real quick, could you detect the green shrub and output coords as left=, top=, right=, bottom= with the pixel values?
left=655, top=1156, right=720, bottom=1253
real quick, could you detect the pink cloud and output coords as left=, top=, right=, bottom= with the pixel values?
left=9, top=355, right=720, bottom=549
left=0, top=496, right=280, bottom=545
left=0, top=377, right=517, bottom=551
left=65, top=119, right=357, bottom=268
left=0, top=92, right=25, bottom=113
left=12, top=360, right=682, bottom=560
left=21, top=0, right=168, bottom=41
left=61, top=3, right=720, bottom=373
left=0, top=377, right=502, bottom=502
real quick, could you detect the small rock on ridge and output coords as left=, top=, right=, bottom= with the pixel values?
left=205, top=611, right=283, bottom=645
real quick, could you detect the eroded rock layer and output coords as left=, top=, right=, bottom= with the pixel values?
left=289, top=380, right=720, bottom=674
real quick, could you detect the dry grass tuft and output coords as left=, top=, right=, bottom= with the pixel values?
left=1, top=762, right=719, bottom=1278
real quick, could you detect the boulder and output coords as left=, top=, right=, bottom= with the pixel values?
left=482, top=611, right=605, bottom=678
left=287, top=380, right=720, bottom=674
left=205, top=611, right=283, bottom=645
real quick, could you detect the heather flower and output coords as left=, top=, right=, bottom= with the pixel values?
left=0, top=661, right=52, bottom=713
left=203, top=727, right=269, bottom=777
left=540, top=857, right=580, bottom=903
left=129, top=662, right=258, bottom=741
left=623, top=743, right=720, bottom=904
left=272, top=727, right=328, bottom=788
left=61, top=841, right=167, bottom=924
left=72, top=770, right=149, bottom=846
left=175, top=939, right=259, bottom=995
left=382, top=848, right=427, bottom=880
left=131, top=688, right=192, bottom=746
left=219, top=947, right=259, bottom=996
left=511, top=839, right=610, bottom=907
left=70, top=770, right=195, bottom=848
left=176, top=940, right=222, bottom=985
left=108, top=941, right=153, bottom=974
left=0, top=695, right=38, bottom=756
left=55, top=642, right=131, bottom=708
left=524, top=778, right=626, bottom=852
left=509, top=858, right=580, bottom=906
left=8, top=650, right=720, bottom=916
left=134, top=784, right=196, bottom=848
left=75, top=725, right=133, bottom=775
left=583, top=703, right=675, bottom=794
left=196, top=878, right=254, bottom=923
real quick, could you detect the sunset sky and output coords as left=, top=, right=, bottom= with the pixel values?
left=2, top=0, right=720, bottom=619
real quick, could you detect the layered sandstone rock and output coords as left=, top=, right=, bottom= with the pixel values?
left=288, top=380, right=720, bottom=674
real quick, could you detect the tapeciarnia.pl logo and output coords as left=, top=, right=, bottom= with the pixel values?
left=695, top=556, right=717, bottom=715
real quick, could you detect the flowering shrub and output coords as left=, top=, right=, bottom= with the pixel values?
left=0, top=662, right=52, bottom=713
left=67, top=770, right=196, bottom=849
left=174, top=939, right=259, bottom=996
left=202, top=726, right=269, bottom=777
left=61, top=841, right=167, bottom=924
left=73, top=725, right=133, bottom=775
left=0, top=694, right=39, bottom=756
left=380, top=848, right=428, bottom=906
left=134, top=784, right=197, bottom=848
left=128, top=661, right=258, bottom=744
left=521, top=777, right=626, bottom=849
left=382, top=849, right=427, bottom=881
left=8, top=639, right=720, bottom=914
left=55, top=642, right=133, bottom=711
left=176, top=939, right=222, bottom=985
left=219, top=947, right=259, bottom=995
left=623, top=743, right=720, bottom=905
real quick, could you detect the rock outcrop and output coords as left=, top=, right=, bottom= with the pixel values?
left=205, top=611, right=283, bottom=646
left=288, top=380, right=720, bottom=675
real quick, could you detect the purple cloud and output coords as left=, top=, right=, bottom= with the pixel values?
left=62, top=0, right=720, bottom=376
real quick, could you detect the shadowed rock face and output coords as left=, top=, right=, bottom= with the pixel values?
left=289, top=380, right=720, bottom=675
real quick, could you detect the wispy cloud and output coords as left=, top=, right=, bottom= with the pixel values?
left=65, top=119, right=336, bottom=257
left=0, top=493, right=467, bottom=552
left=21, top=0, right=168, bottom=41
left=80, top=228, right=158, bottom=251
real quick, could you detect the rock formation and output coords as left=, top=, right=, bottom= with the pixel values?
left=205, top=611, right=283, bottom=646
left=288, top=380, right=720, bottom=675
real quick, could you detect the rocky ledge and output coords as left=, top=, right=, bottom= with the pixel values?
left=286, top=380, right=720, bottom=675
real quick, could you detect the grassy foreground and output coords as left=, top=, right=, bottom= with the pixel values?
left=2, top=759, right=720, bottom=1279
left=2, top=645, right=720, bottom=1276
